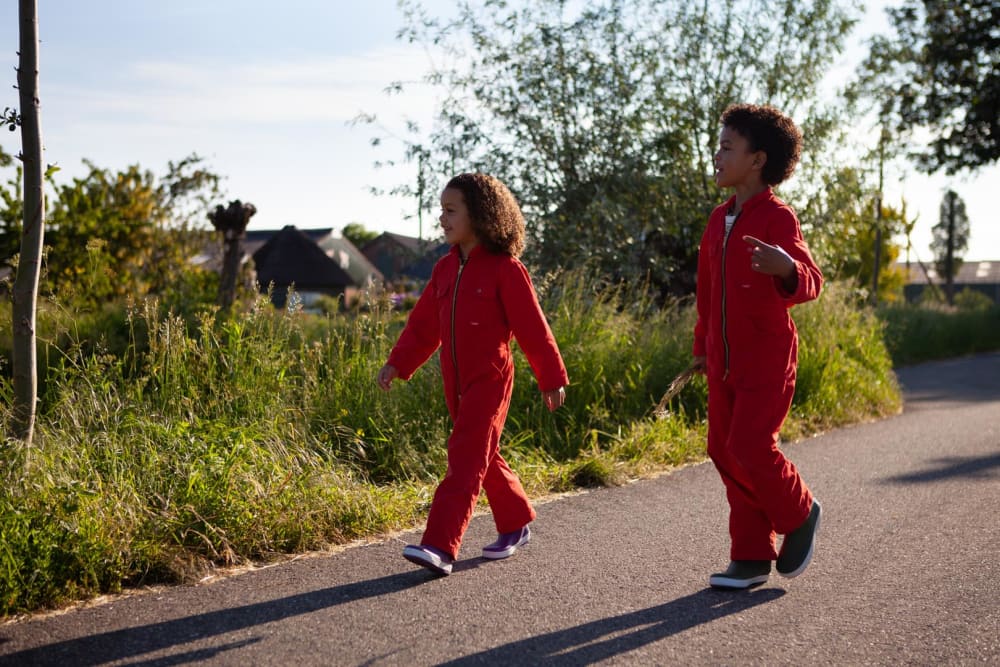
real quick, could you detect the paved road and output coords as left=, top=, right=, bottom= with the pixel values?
left=2, top=353, right=998, bottom=666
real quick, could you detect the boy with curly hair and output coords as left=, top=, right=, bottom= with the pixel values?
left=378, top=172, right=568, bottom=576
left=692, top=103, right=824, bottom=589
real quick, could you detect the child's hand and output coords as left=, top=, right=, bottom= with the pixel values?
left=542, top=386, right=566, bottom=412
left=743, top=235, right=795, bottom=279
left=692, top=356, right=707, bottom=374
left=377, top=364, right=399, bottom=392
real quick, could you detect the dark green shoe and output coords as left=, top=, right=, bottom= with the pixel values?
left=777, top=499, right=822, bottom=578
left=709, top=560, right=771, bottom=589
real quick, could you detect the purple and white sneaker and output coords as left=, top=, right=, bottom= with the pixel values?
left=482, top=525, right=531, bottom=560
left=402, top=544, right=453, bottom=576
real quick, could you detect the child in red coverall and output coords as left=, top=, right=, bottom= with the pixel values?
left=377, top=172, right=568, bottom=576
left=693, top=104, right=823, bottom=590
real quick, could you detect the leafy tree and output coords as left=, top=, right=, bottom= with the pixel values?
left=800, top=166, right=908, bottom=303
left=375, top=0, right=859, bottom=296
left=0, top=146, right=22, bottom=263
left=342, top=222, right=379, bottom=248
left=9, top=155, right=221, bottom=307
left=931, top=189, right=970, bottom=305
left=858, top=0, right=1000, bottom=174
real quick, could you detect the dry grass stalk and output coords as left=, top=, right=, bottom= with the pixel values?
left=653, top=362, right=699, bottom=419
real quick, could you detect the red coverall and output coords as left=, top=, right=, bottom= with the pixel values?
left=693, top=188, right=823, bottom=561
left=387, top=244, right=568, bottom=559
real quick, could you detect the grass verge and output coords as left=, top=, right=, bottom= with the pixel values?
left=0, top=274, right=901, bottom=616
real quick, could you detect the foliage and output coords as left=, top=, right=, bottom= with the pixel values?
left=0, top=267, right=902, bottom=615
left=342, top=222, right=380, bottom=248
left=878, top=299, right=1000, bottom=366
left=801, top=166, right=909, bottom=302
left=0, top=154, right=222, bottom=310
left=856, top=0, right=1000, bottom=173
left=930, top=189, right=970, bottom=293
left=0, top=157, right=21, bottom=262
left=370, top=0, right=860, bottom=297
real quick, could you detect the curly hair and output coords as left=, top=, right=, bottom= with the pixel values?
left=444, top=173, right=526, bottom=257
left=720, top=104, right=802, bottom=186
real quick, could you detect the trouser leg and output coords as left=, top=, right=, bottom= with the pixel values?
left=708, top=376, right=812, bottom=561
left=482, top=451, right=536, bottom=534
left=421, top=375, right=513, bottom=559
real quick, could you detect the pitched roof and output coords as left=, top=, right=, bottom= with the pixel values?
left=363, top=231, right=427, bottom=254
left=245, top=227, right=333, bottom=258
left=318, top=235, right=384, bottom=285
left=398, top=242, right=450, bottom=280
left=896, top=260, right=1000, bottom=285
left=252, top=225, right=354, bottom=290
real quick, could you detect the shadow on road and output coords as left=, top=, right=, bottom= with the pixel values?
left=881, top=452, right=1000, bottom=484
left=0, top=569, right=432, bottom=666
left=440, top=587, right=786, bottom=666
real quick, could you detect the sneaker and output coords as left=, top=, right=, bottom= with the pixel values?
left=776, top=499, right=822, bottom=578
left=482, top=525, right=531, bottom=560
left=403, top=544, right=453, bottom=576
left=708, top=560, right=771, bottom=589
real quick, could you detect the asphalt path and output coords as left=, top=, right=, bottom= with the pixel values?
left=1, top=352, right=998, bottom=666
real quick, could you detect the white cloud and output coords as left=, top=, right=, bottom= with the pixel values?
left=48, top=44, right=442, bottom=128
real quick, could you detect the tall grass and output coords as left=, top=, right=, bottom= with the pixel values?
left=877, top=299, right=1000, bottom=366
left=0, top=272, right=900, bottom=615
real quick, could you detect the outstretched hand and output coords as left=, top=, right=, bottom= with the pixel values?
left=543, top=386, right=566, bottom=412
left=743, top=235, right=795, bottom=279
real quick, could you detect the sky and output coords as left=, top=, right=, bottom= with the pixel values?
left=0, top=1, right=996, bottom=262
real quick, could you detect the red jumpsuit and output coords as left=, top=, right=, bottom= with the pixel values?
left=387, top=244, right=568, bottom=559
left=693, top=188, right=823, bottom=561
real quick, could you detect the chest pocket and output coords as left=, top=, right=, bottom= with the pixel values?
left=433, top=279, right=453, bottom=326
left=464, top=282, right=503, bottom=330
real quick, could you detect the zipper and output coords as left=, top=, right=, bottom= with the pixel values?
left=720, top=210, right=739, bottom=380
left=450, top=253, right=468, bottom=400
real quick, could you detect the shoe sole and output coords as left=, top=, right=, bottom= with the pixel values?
left=481, top=531, right=530, bottom=560
left=777, top=502, right=822, bottom=578
left=403, top=547, right=452, bottom=576
left=708, top=573, right=770, bottom=589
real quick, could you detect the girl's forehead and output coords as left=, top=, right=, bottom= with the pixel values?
left=440, top=187, right=465, bottom=204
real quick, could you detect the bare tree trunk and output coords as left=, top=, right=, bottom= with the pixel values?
left=209, top=200, right=256, bottom=312
left=945, top=191, right=955, bottom=306
left=10, top=0, right=44, bottom=443
left=871, top=135, right=885, bottom=306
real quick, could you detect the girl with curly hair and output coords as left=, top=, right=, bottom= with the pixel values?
left=377, top=172, right=568, bottom=576
left=693, top=103, right=824, bottom=589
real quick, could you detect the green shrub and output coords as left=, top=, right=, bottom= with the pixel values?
left=878, top=300, right=1000, bottom=366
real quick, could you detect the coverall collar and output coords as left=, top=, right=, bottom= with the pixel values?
left=725, top=186, right=774, bottom=217
left=449, top=242, right=487, bottom=261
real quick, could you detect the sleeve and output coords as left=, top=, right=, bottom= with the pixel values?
left=385, top=270, right=442, bottom=381
left=769, top=207, right=823, bottom=305
left=692, top=223, right=712, bottom=358
left=500, top=259, right=569, bottom=392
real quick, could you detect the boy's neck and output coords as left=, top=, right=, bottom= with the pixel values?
left=731, top=181, right=768, bottom=213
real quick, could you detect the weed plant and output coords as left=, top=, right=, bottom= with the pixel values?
left=0, top=271, right=900, bottom=615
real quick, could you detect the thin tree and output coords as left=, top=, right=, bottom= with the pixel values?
left=9, top=0, right=45, bottom=443
left=931, top=190, right=970, bottom=306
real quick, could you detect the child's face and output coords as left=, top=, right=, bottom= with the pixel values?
left=439, top=187, right=477, bottom=249
left=714, top=126, right=764, bottom=189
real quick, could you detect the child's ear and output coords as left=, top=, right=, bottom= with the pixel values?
left=753, top=151, right=767, bottom=170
